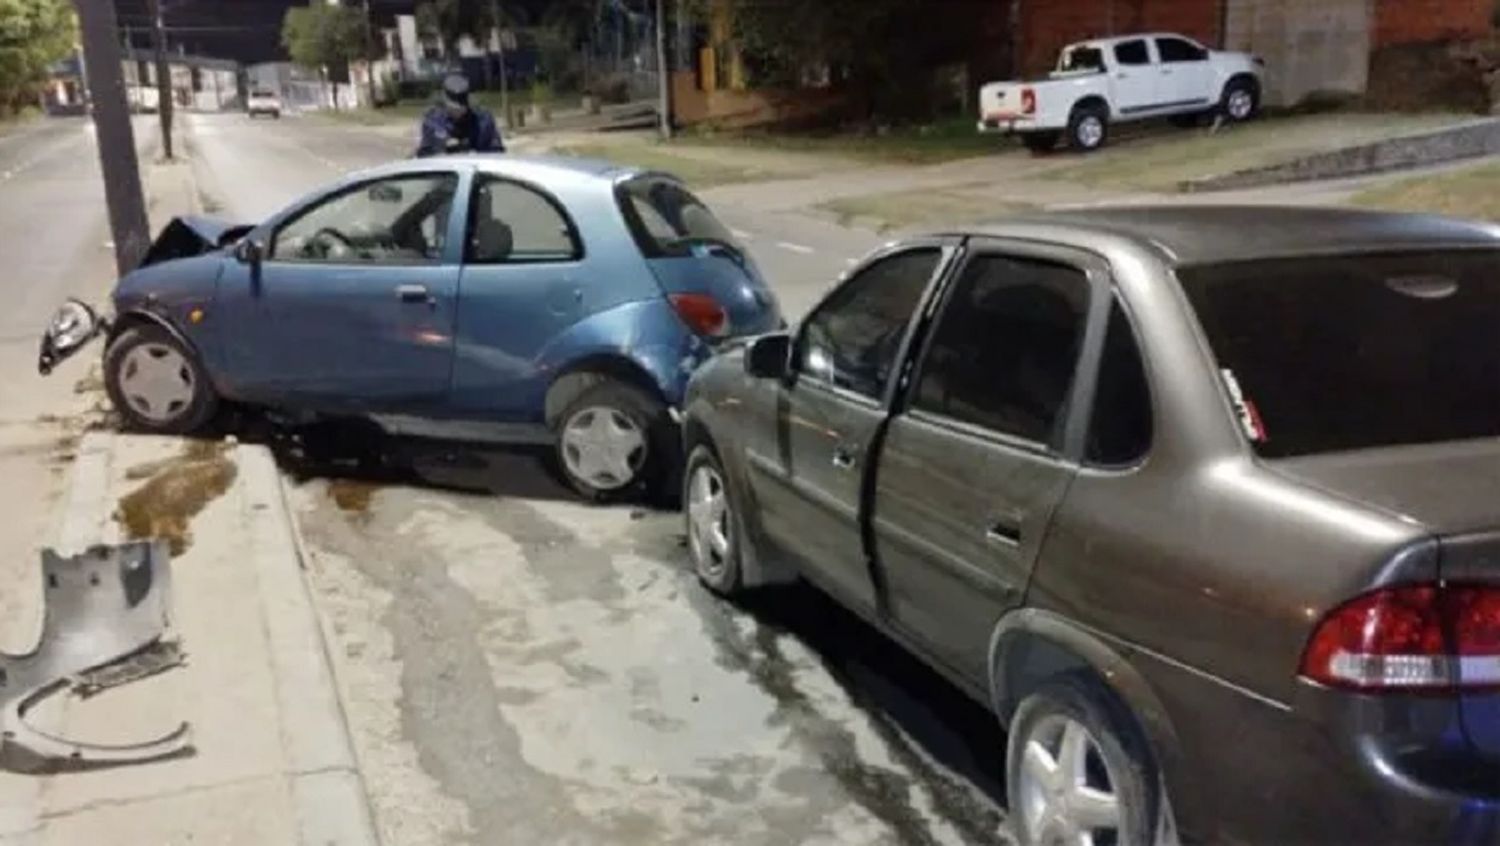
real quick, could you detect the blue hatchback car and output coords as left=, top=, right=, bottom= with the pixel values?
left=40, top=155, right=782, bottom=499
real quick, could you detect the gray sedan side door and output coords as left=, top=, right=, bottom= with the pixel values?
left=871, top=241, right=1109, bottom=685
left=745, top=241, right=957, bottom=613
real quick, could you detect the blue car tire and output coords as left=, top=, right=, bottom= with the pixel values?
left=104, top=325, right=218, bottom=435
left=552, top=380, right=672, bottom=503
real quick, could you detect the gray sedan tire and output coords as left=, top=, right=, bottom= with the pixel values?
left=104, top=325, right=218, bottom=435
left=683, top=445, right=743, bottom=596
left=1007, top=677, right=1158, bottom=846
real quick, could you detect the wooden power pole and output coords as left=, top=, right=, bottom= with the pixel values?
left=656, top=0, right=672, bottom=139
left=72, top=0, right=152, bottom=274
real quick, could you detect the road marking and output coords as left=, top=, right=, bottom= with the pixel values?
left=731, top=229, right=754, bottom=241
left=844, top=258, right=858, bottom=265
left=776, top=241, right=814, bottom=254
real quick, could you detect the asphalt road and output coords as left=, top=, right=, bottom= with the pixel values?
left=0, top=116, right=158, bottom=657
left=185, top=111, right=1009, bottom=846
left=0, top=116, right=156, bottom=420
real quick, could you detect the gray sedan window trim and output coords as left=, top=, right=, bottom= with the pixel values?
left=790, top=239, right=962, bottom=408
left=1080, top=291, right=1158, bottom=472
left=899, top=237, right=1114, bottom=464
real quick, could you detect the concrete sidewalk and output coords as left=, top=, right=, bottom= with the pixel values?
left=0, top=435, right=377, bottom=846
left=0, top=117, right=378, bottom=845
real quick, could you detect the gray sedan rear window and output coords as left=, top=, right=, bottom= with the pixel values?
left=1181, top=251, right=1500, bottom=457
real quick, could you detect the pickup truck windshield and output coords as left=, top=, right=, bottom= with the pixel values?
left=1180, top=251, right=1500, bottom=457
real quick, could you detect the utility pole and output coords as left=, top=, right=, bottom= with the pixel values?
left=492, top=0, right=510, bottom=129
left=362, top=0, right=379, bottom=108
left=71, top=0, right=151, bottom=274
left=147, top=0, right=173, bottom=159
left=655, top=0, right=672, bottom=139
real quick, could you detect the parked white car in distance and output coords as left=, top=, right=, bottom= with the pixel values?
left=247, top=90, right=283, bottom=119
left=977, top=33, right=1264, bottom=152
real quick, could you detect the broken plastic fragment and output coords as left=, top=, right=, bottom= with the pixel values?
left=0, top=541, right=193, bottom=770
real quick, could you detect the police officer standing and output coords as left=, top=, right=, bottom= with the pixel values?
left=416, top=73, right=505, bottom=157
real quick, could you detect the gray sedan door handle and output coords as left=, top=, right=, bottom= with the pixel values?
left=396, top=284, right=432, bottom=304
left=986, top=517, right=1022, bottom=547
left=831, top=447, right=857, bottom=471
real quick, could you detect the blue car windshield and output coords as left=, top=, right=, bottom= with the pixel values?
left=618, top=176, right=741, bottom=259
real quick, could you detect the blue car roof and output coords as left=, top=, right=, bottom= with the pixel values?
left=365, top=154, right=646, bottom=187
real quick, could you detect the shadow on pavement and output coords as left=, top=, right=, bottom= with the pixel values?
left=222, top=412, right=1009, bottom=829
left=739, top=585, right=1008, bottom=810
left=227, top=412, right=582, bottom=503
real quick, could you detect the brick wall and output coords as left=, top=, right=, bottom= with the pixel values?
left=1018, top=0, right=1223, bottom=75
left=1019, top=0, right=1495, bottom=76
left=1373, top=0, right=1491, bottom=46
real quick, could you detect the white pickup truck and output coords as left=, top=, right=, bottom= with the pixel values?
left=978, top=33, right=1264, bottom=152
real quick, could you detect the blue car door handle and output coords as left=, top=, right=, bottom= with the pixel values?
left=396, top=284, right=433, bottom=305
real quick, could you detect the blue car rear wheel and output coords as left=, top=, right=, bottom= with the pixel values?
left=553, top=380, right=674, bottom=503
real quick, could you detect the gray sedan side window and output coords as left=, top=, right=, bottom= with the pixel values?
left=913, top=254, right=1090, bottom=446
left=798, top=249, right=940, bottom=400
left=1086, top=302, right=1153, bottom=465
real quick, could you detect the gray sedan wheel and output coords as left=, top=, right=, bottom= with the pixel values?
left=1008, top=678, right=1158, bottom=846
left=684, top=445, right=742, bottom=595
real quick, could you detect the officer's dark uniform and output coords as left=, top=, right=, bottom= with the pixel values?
left=415, top=74, right=505, bottom=157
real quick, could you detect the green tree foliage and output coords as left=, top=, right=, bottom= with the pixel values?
left=0, top=0, right=74, bottom=116
left=414, top=0, right=500, bottom=57
left=282, top=3, right=375, bottom=107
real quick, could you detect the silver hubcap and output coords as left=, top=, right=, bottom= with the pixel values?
left=686, top=463, right=731, bottom=578
left=1228, top=89, right=1253, bottom=120
left=118, top=343, right=196, bottom=423
left=1078, top=116, right=1104, bottom=148
left=1018, top=715, right=1123, bottom=846
left=560, top=406, right=647, bottom=491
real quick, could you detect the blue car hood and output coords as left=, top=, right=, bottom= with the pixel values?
left=139, top=215, right=253, bottom=268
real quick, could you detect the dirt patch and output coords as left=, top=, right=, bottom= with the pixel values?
left=73, top=370, right=105, bottom=396
left=328, top=479, right=381, bottom=515
left=116, top=440, right=237, bottom=556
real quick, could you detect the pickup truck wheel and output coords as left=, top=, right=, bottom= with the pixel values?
left=1067, top=106, right=1109, bottom=152
left=1020, top=131, right=1061, bottom=154
left=1008, top=677, right=1159, bottom=846
left=1221, top=78, right=1259, bottom=123
left=553, top=380, right=674, bottom=503
left=104, top=325, right=218, bottom=435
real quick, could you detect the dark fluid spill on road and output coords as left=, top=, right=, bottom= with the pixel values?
left=692, top=578, right=1012, bottom=846
left=327, top=479, right=381, bottom=515
left=116, top=439, right=236, bottom=556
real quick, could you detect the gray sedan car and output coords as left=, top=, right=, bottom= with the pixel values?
left=681, top=207, right=1500, bottom=845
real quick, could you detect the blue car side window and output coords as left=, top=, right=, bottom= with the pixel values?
left=465, top=177, right=582, bottom=265
left=271, top=173, right=459, bottom=265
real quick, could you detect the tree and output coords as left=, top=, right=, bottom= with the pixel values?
left=281, top=3, right=373, bottom=109
left=415, top=0, right=498, bottom=59
left=698, top=0, right=978, bottom=120
left=0, top=0, right=75, bottom=116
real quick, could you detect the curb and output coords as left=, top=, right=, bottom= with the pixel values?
left=28, top=437, right=378, bottom=846
left=1181, top=117, right=1500, bottom=192
left=237, top=444, right=381, bottom=846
